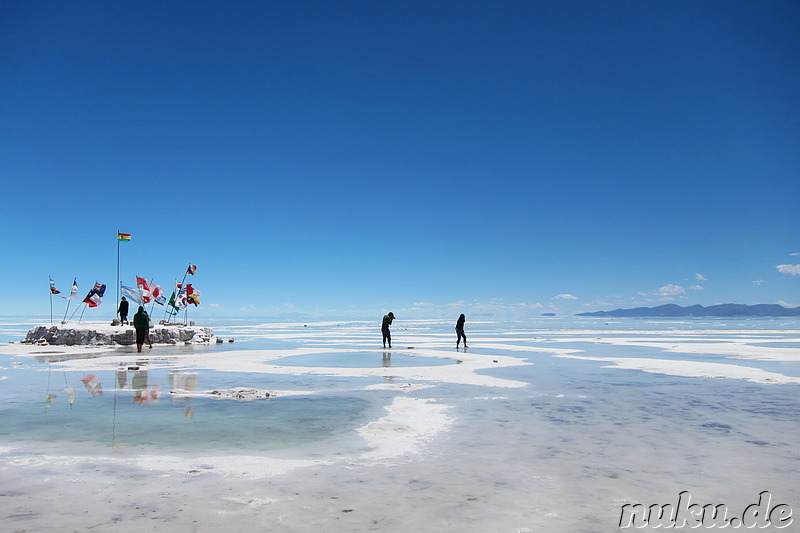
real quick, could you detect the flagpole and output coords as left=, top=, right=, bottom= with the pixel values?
left=49, top=276, right=53, bottom=326
left=149, top=278, right=157, bottom=316
left=67, top=302, right=85, bottom=324
left=116, top=230, right=120, bottom=319
left=177, top=268, right=189, bottom=325
left=62, top=281, right=72, bottom=324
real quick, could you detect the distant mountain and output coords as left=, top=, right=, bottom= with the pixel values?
left=576, top=303, right=800, bottom=317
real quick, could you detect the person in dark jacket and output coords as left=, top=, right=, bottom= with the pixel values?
left=118, top=297, right=129, bottom=325
left=456, top=313, right=467, bottom=349
left=381, top=312, right=395, bottom=349
left=133, top=306, right=151, bottom=352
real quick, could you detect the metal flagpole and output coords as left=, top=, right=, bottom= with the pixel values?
left=116, top=230, right=120, bottom=320
left=61, top=280, right=73, bottom=324
left=149, top=278, right=157, bottom=316
left=49, top=276, right=53, bottom=326
left=175, top=267, right=190, bottom=325
left=66, top=302, right=85, bottom=324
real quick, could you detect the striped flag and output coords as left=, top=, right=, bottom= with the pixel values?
left=121, top=285, right=143, bottom=305
left=118, top=232, right=131, bottom=242
left=49, top=277, right=60, bottom=295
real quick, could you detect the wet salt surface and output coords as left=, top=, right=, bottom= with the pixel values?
left=0, top=316, right=799, bottom=532
left=273, top=351, right=457, bottom=368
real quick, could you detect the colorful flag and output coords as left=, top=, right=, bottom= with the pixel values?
left=118, top=233, right=131, bottom=242
left=168, top=289, right=186, bottom=311
left=120, top=285, right=143, bottom=305
left=186, top=264, right=197, bottom=275
left=67, top=279, right=77, bottom=300
left=150, top=283, right=165, bottom=305
left=58, top=279, right=78, bottom=300
left=136, top=276, right=152, bottom=303
left=83, top=282, right=106, bottom=308
left=150, top=283, right=163, bottom=300
left=175, top=283, right=188, bottom=308
left=168, top=290, right=179, bottom=312
left=49, top=277, right=60, bottom=295
left=186, top=284, right=200, bottom=306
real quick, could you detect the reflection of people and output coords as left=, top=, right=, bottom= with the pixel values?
left=456, top=313, right=467, bottom=349
left=133, top=305, right=151, bottom=352
left=381, top=312, right=395, bottom=349
left=118, top=297, right=129, bottom=325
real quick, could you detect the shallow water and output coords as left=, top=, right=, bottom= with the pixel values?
left=1, top=316, right=799, bottom=532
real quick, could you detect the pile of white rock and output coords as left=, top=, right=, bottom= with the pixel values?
left=21, top=324, right=214, bottom=346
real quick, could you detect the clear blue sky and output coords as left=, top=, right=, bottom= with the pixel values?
left=2, top=1, right=798, bottom=319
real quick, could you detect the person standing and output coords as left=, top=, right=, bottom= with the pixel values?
left=118, top=297, right=129, bottom=325
left=456, top=313, right=467, bottom=349
left=133, top=305, right=151, bottom=353
left=381, top=312, right=395, bottom=349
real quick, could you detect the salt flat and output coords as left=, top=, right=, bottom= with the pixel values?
left=0, top=317, right=798, bottom=532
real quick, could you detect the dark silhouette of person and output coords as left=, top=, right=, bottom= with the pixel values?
left=456, top=313, right=467, bottom=349
left=381, top=312, right=395, bottom=349
left=118, top=297, right=129, bottom=325
left=133, top=305, right=151, bottom=353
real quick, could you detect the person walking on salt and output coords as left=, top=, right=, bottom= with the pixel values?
left=133, top=306, right=152, bottom=352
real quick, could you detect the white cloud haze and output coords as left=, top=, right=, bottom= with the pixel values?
left=777, top=264, right=800, bottom=276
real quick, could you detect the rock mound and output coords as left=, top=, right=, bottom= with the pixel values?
left=21, top=324, right=214, bottom=346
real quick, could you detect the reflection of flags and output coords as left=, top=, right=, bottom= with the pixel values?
left=186, top=284, right=200, bottom=306
left=49, top=277, right=60, bottom=295
left=83, top=283, right=106, bottom=307
left=136, top=276, right=152, bottom=303
left=186, top=264, right=197, bottom=275
left=80, top=374, right=103, bottom=396
left=120, top=285, right=143, bottom=305
left=118, top=232, right=131, bottom=242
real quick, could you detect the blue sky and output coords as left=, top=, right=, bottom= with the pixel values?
left=1, top=1, right=798, bottom=320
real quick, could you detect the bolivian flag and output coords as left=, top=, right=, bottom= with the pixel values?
left=118, top=232, right=131, bottom=241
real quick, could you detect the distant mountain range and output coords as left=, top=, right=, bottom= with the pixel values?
left=576, top=304, right=800, bottom=317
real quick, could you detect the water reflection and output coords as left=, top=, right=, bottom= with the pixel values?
left=80, top=374, right=102, bottom=396
left=169, top=371, right=199, bottom=418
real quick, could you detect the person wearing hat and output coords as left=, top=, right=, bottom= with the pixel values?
left=381, top=312, right=395, bottom=349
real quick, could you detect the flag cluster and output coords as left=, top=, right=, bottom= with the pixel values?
left=50, top=278, right=78, bottom=299
left=122, top=277, right=166, bottom=306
